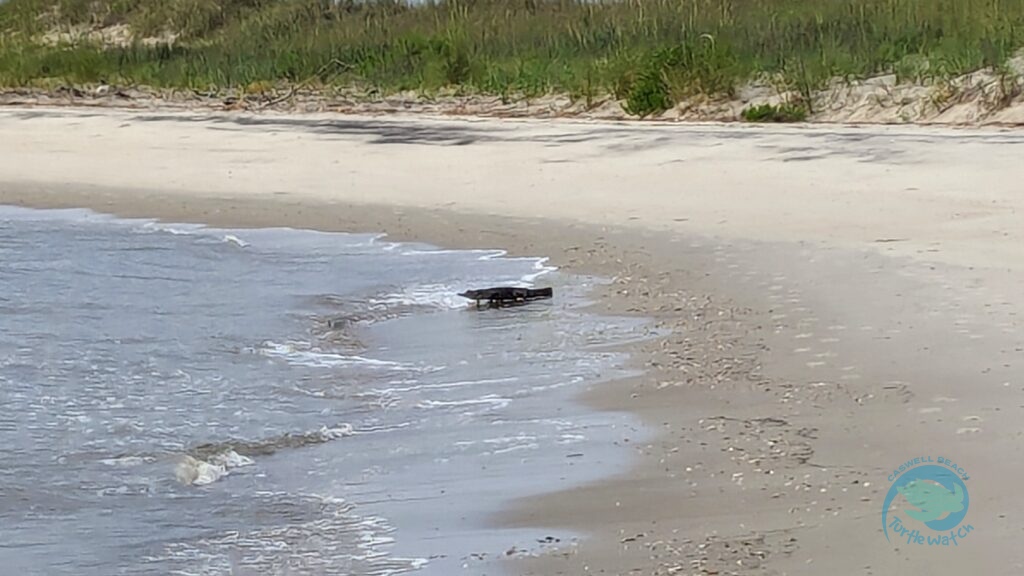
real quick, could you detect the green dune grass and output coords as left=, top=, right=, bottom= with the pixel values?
left=1, top=0, right=1023, bottom=117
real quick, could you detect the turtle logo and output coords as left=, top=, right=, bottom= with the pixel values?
left=882, top=459, right=973, bottom=546
left=898, top=479, right=964, bottom=523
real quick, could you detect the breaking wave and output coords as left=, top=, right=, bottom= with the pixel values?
left=175, top=449, right=253, bottom=486
left=174, top=424, right=355, bottom=486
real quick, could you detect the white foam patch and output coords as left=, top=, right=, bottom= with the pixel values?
left=145, top=492, right=428, bottom=575
left=317, top=423, right=356, bottom=439
left=492, top=443, right=539, bottom=455
left=373, top=376, right=520, bottom=395
left=254, top=341, right=410, bottom=370
left=474, top=250, right=558, bottom=282
left=139, top=221, right=206, bottom=236
left=520, top=257, right=557, bottom=283
left=416, top=395, right=512, bottom=410
left=397, top=245, right=556, bottom=285
left=355, top=232, right=389, bottom=247
left=222, top=234, right=249, bottom=248
left=133, top=219, right=387, bottom=256
left=454, top=434, right=539, bottom=447
left=175, top=450, right=254, bottom=486
left=370, top=284, right=472, bottom=310
left=399, top=248, right=504, bottom=258
left=100, top=455, right=153, bottom=467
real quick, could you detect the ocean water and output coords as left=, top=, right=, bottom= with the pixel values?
left=0, top=206, right=654, bottom=576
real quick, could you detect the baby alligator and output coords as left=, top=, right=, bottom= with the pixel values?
left=458, top=286, right=553, bottom=308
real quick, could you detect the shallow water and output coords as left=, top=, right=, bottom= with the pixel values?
left=0, top=206, right=654, bottom=575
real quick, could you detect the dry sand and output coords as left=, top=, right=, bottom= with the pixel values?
left=2, top=107, right=1023, bottom=575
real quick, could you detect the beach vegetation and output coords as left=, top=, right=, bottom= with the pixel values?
left=1, top=0, right=1023, bottom=113
left=740, top=102, right=808, bottom=123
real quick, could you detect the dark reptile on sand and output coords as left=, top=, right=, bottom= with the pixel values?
left=458, top=286, right=553, bottom=307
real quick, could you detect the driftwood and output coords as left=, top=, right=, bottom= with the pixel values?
left=458, top=286, right=553, bottom=308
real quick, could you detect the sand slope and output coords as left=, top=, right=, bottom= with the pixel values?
left=3, top=108, right=1024, bottom=267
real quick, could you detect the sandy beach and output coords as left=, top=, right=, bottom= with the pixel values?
left=2, top=107, right=1023, bottom=574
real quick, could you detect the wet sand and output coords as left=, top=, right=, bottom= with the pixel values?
left=2, top=108, right=1024, bottom=574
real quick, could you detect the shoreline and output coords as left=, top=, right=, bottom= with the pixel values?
left=0, top=202, right=650, bottom=575
left=4, top=107, right=1024, bottom=574
left=1, top=186, right=701, bottom=573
